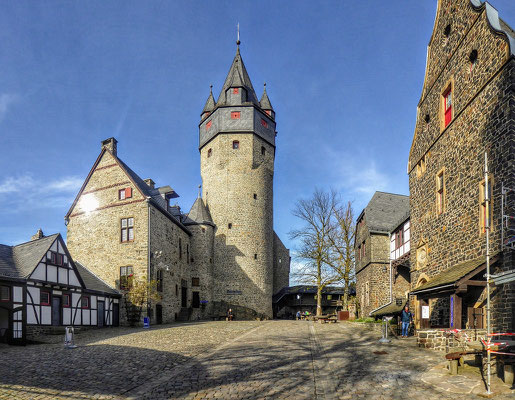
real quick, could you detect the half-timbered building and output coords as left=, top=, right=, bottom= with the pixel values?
left=0, top=230, right=120, bottom=344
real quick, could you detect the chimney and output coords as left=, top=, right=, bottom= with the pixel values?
left=144, top=179, right=155, bottom=189
left=31, top=228, right=45, bottom=241
left=101, top=137, right=118, bottom=156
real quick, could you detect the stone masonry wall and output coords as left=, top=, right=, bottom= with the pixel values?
left=66, top=151, right=149, bottom=325
left=201, top=131, right=275, bottom=319
left=273, top=231, right=290, bottom=295
left=409, top=0, right=514, bottom=332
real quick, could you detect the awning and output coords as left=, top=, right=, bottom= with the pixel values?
left=370, top=300, right=407, bottom=317
left=411, top=255, right=498, bottom=296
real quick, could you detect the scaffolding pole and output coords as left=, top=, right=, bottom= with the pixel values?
left=484, top=152, right=491, bottom=395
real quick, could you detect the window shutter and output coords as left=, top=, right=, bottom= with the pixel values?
left=125, top=187, right=132, bottom=198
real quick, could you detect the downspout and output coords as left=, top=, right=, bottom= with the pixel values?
left=369, top=232, right=393, bottom=316
left=147, top=200, right=151, bottom=321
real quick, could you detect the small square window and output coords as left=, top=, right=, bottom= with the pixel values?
left=233, top=88, right=239, bottom=94
left=254, top=253, right=258, bottom=260
left=232, top=140, right=240, bottom=149
left=192, top=277, right=200, bottom=287
left=253, top=193, right=257, bottom=200
left=228, top=223, right=232, bottom=229
left=260, top=118, right=268, bottom=128
left=119, top=189, right=126, bottom=200
left=231, top=111, right=241, bottom=120
left=206, top=120, right=212, bottom=130
left=40, top=291, right=50, bottom=306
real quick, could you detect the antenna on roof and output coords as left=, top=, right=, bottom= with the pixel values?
left=236, top=23, right=241, bottom=47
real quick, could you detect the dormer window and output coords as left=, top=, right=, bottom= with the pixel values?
left=231, top=111, right=241, bottom=119
left=119, top=187, right=132, bottom=200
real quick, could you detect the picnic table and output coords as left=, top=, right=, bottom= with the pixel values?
left=314, top=315, right=338, bottom=324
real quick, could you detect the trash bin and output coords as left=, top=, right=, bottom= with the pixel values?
left=338, top=311, right=349, bottom=321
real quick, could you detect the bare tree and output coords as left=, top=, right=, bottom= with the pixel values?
left=325, top=201, right=355, bottom=310
left=290, top=189, right=340, bottom=316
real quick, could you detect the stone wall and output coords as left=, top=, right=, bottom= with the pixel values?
left=201, top=132, right=275, bottom=319
left=66, top=150, right=149, bottom=324
left=273, top=231, right=290, bottom=295
left=417, top=328, right=487, bottom=352
left=408, top=0, right=515, bottom=332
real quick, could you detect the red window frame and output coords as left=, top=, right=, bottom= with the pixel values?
left=40, top=291, right=50, bottom=306
left=232, top=88, right=239, bottom=94
left=444, top=88, right=452, bottom=127
left=231, top=111, right=241, bottom=120
left=119, top=187, right=132, bottom=200
left=62, top=294, right=70, bottom=307
left=0, top=286, right=9, bottom=302
left=206, top=120, right=212, bottom=130
left=260, top=118, right=268, bottom=128
left=81, top=296, right=90, bottom=309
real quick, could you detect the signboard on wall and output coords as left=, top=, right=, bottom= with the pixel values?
left=421, top=306, right=430, bottom=319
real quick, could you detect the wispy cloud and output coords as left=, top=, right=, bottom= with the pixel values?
left=0, top=93, right=20, bottom=122
left=0, top=174, right=82, bottom=212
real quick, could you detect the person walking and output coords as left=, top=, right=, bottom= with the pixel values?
left=400, top=305, right=413, bottom=338
left=296, top=311, right=301, bottom=320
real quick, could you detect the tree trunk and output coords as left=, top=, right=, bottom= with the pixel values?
left=343, top=283, right=349, bottom=310
left=317, top=286, right=323, bottom=316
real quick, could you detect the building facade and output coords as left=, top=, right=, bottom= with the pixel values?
left=65, top=45, right=290, bottom=323
left=0, top=231, right=120, bottom=344
left=408, top=0, right=514, bottom=332
left=355, top=192, right=410, bottom=317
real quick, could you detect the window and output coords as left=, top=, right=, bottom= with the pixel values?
left=232, top=88, right=239, bottom=94
left=357, top=245, right=361, bottom=261
left=469, top=49, right=478, bottom=72
left=63, top=294, right=70, bottom=307
left=395, top=229, right=404, bottom=250
left=207, top=148, right=212, bottom=158
left=443, top=87, right=452, bottom=128
left=327, top=295, right=332, bottom=300
left=480, top=177, right=493, bottom=233
left=157, top=269, right=163, bottom=292
left=260, top=118, right=268, bottom=128
left=186, top=244, right=190, bottom=264
left=365, top=282, right=370, bottom=306
left=228, top=223, right=232, bottom=229
left=175, top=284, right=178, bottom=296
left=206, top=120, right=212, bottom=130
left=121, top=217, right=134, bottom=242
left=232, top=140, right=239, bottom=149
left=253, top=193, right=257, bottom=200
left=254, top=253, right=258, bottom=260
left=231, top=111, right=241, bottom=119
left=444, top=24, right=451, bottom=38
left=119, top=187, right=132, bottom=200
left=81, top=296, right=90, bottom=309
left=192, top=277, right=200, bottom=287
left=261, top=146, right=266, bottom=156
left=361, top=241, right=366, bottom=259
left=40, top=291, right=50, bottom=306
left=0, top=286, right=9, bottom=301
left=120, top=266, right=133, bottom=290
left=179, top=238, right=182, bottom=259
left=436, top=170, right=445, bottom=214
left=424, top=114, right=430, bottom=123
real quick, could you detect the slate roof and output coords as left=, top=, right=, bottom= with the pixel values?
left=411, top=256, right=490, bottom=294
left=201, top=87, right=216, bottom=116
left=216, top=47, right=259, bottom=107
left=74, top=261, right=119, bottom=295
left=0, top=234, right=59, bottom=279
left=273, top=285, right=355, bottom=303
left=184, top=197, right=214, bottom=226
left=361, top=192, right=409, bottom=233
left=259, top=84, right=273, bottom=111
left=370, top=300, right=407, bottom=317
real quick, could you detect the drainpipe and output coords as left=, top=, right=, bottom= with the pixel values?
left=369, top=233, right=393, bottom=316
left=147, top=200, right=151, bottom=322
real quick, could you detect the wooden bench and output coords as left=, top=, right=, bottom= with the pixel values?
left=445, top=350, right=482, bottom=375
left=315, top=315, right=338, bottom=324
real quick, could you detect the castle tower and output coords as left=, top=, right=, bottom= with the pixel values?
left=199, top=44, right=277, bottom=318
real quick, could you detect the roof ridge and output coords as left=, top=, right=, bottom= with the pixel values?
left=12, top=233, right=59, bottom=248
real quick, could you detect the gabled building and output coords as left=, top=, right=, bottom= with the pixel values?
left=0, top=230, right=120, bottom=344
left=355, top=192, right=410, bottom=317
left=65, top=43, right=290, bottom=323
left=408, top=0, right=515, bottom=333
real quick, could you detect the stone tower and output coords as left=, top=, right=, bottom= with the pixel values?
left=199, top=44, right=277, bottom=318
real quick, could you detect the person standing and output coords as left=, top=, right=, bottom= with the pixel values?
left=400, top=305, right=413, bottom=338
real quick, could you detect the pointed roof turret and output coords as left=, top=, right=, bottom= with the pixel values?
left=216, top=47, right=259, bottom=106
left=184, top=186, right=214, bottom=227
left=260, top=83, right=273, bottom=111
left=201, top=85, right=216, bottom=118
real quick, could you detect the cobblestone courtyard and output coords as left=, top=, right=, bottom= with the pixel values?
left=0, top=321, right=513, bottom=399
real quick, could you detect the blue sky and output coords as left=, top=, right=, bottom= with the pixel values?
left=0, top=1, right=514, bottom=250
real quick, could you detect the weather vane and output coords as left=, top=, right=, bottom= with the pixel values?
left=237, top=23, right=241, bottom=46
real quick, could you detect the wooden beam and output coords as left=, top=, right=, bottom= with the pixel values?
left=462, top=280, right=487, bottom=286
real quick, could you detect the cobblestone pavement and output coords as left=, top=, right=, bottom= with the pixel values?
left=0, top=320, right=513, bottom=399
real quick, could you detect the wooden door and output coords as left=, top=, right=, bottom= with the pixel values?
left=181, top=286, right=187, bottom=308
left=97, top=301, right=105, bottom=327
left=156, top=305, right=163, bottom=324
left=52, top=297, right=61, bottom=326
left=113, top=303, right=119, bottom=327
left=467, top=307, right=484, bottom=329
